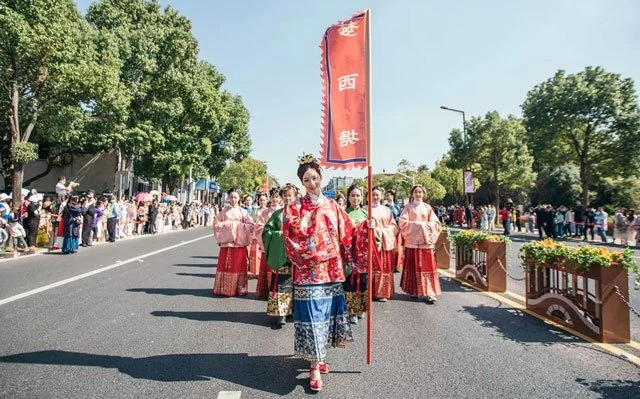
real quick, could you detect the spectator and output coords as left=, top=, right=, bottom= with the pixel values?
left=574, top=200, right=586, bottom=238
left=499, top=206, right=511, bottom=236
left=8, top=215, right=28, bottom=251
left=583, top=206, right=596, bottom=241
left=594, top=207, right=609, bottom=243
left=55, top=176, right=78, bottom=202
left=106, top=197, right=121, bottom=242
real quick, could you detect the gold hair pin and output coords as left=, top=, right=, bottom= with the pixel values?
left=297, top=153, right=317, bottom=166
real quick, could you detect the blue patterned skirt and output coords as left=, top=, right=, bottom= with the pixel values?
left=62, top=236, right=79, bottom=254
left=293, top=283, right=353, bottom=362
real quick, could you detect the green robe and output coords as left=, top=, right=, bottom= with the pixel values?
left=261, top=208, right=290, bottom=271
left=346, top=206, right=368, bottom=224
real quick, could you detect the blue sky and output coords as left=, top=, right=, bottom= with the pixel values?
left=75, top=0, right=640, bottom=186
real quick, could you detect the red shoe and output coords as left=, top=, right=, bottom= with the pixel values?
left=319, top=362, right=330, bottom=374
left=309, top=366, right=323, bottom=392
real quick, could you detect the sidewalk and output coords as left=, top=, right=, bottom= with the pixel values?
left=0, top=225, right=211, bottom=262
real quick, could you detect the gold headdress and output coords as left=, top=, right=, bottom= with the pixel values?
left=297, top=153, right=318, bottom=166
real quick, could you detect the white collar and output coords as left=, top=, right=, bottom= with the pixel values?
left=308, top=192, right=323, bottom=205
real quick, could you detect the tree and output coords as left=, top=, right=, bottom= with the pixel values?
left=522, top=66, right=640, bottom=204
left=218, top=157, right=267, bottom=194
left=529, top=165, right=582, bottom=207
left=591, top=176, right=640, bottom=210
left=1, top=0, right=105, bottom=208
left=448, top=111, right=536, bottom=212
left=432, top=156, right=464, bottom=205
left=87, top=1, right=251, bottom=193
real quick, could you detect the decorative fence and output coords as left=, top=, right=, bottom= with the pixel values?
left=525, top=259, right=630, bottom=343
left=435, top=231, right=451, bottom=270
left=455, top=240, right=507, bottom=293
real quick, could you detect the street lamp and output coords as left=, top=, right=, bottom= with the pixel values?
left=440, top=105, right=472, bottom=206
left=396, top=171, right=415, bottom=186
left=440, top=106, right=466, bottom=142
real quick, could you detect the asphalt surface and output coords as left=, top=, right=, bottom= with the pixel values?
left=0, top=227, right=639, bottom=398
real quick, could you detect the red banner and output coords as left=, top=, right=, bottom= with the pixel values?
left=319, top=11, right=369, bottom=170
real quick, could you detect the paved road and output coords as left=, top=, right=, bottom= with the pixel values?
left=1, top=228, right=639, bottom=398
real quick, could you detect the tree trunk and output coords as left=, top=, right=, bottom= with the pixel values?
left=579, top=160, right=591, bottom=205
left=12, top=165, right=24, bottom=212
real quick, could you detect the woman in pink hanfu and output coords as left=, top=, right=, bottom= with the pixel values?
left=213, top=188, right=254, bottom=297
left=254, top=191, right=277, bottom=298
left=370, top=186, right=398, bottom=301
left=399, top=184, right=442, bottom=304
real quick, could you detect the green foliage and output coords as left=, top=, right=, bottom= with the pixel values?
left=520, top=239, right=639, bottom=285
left=218, top=157, right=267, bottom=194
left=451, top=229, right=510, bottom=247
left=529, top=165, right=582, bottom=206
left=448, top=111, right=536, bottom=208
left=591, top=176, right=640, bottom=210
left=86, top=0, right=250, bottom=185
left=9, top=142, right=38, bottom=165
left=522, top=66, right=640, bottom=203
left=0, top=0, right=106, bottom=194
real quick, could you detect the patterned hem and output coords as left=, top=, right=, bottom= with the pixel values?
left=293, top=284, right=353, bottom=362
left=372, top=273, right=394, bottom=299
left=400, top=271, right=441, bottom=297
left=345, top=291, right=368, bottom=315
left=212, top=272, right=248, bottom=297
left=267, top=290, right=293, bottom=317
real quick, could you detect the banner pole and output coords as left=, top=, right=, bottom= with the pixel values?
left=365, top=8, right=373, bottom=366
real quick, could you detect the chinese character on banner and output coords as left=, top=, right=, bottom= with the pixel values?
left=319, top=11, right=369, bottom=170
left=464, top=170, right=475, bottom=193
left=337, top=73, right=359, bottom=91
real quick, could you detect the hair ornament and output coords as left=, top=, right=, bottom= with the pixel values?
left=297, top=153, right=318, bottom=166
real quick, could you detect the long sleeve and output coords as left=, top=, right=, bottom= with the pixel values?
left=399, top=202, right=441, bottom=249
left=214, top=207, right=254, bottom=247
left=377, top=208, right=398, bottom=252
left=262, top=209, right=289, bottom=270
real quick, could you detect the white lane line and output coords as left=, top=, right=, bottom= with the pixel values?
left=0, top=233, right=214, bottom=306
left=217, top=392, right=242, bottom=399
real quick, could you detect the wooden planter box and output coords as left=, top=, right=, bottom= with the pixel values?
left=525, top=259, right=630, bottom=343
left=435, top=231, right=451, bottom=270
left=455, top=241, right=506, bottom=292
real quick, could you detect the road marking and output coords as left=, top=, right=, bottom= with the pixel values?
left=628, top=340, right=640, bottom=351
left=503, top=290, right=526, bottom=302
left=439, top=270, right=640, bottom=366
left=0, top=233, right=214, bottom=307
left=217, top=392, right=241, bottom=399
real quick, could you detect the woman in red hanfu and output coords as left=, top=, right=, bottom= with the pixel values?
left=254, top=191, right=277, bottom=298
left=212, top=188, right=254, bottom=297
left=399, top=185, right=442, bottom=304
left=370, top=186, right=398, bottom=302
left=282, top=154, right=354, bottom=392
left=343, top=184, right=369, bottom=324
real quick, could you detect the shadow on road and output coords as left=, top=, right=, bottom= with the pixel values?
left=576, top=378, right=640, bottom=398
left=173, top=263, right=216, bottom=268
left=151, top=310, right=274, bottom=327
left=191, top=255, right=219, bottom=260
left=0, top=350, right=314, bottom=395
left=127, top=288, right=213, bottom=298
left=461, top=304, right=582, bottom=345
left=392, top=278, right=473, bottom=303
left=176, top=272, right=216, bottom=278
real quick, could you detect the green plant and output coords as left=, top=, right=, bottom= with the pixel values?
left=520, top=239, right=639, bottom=286
left=450, top=229, right=510, bottom=248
